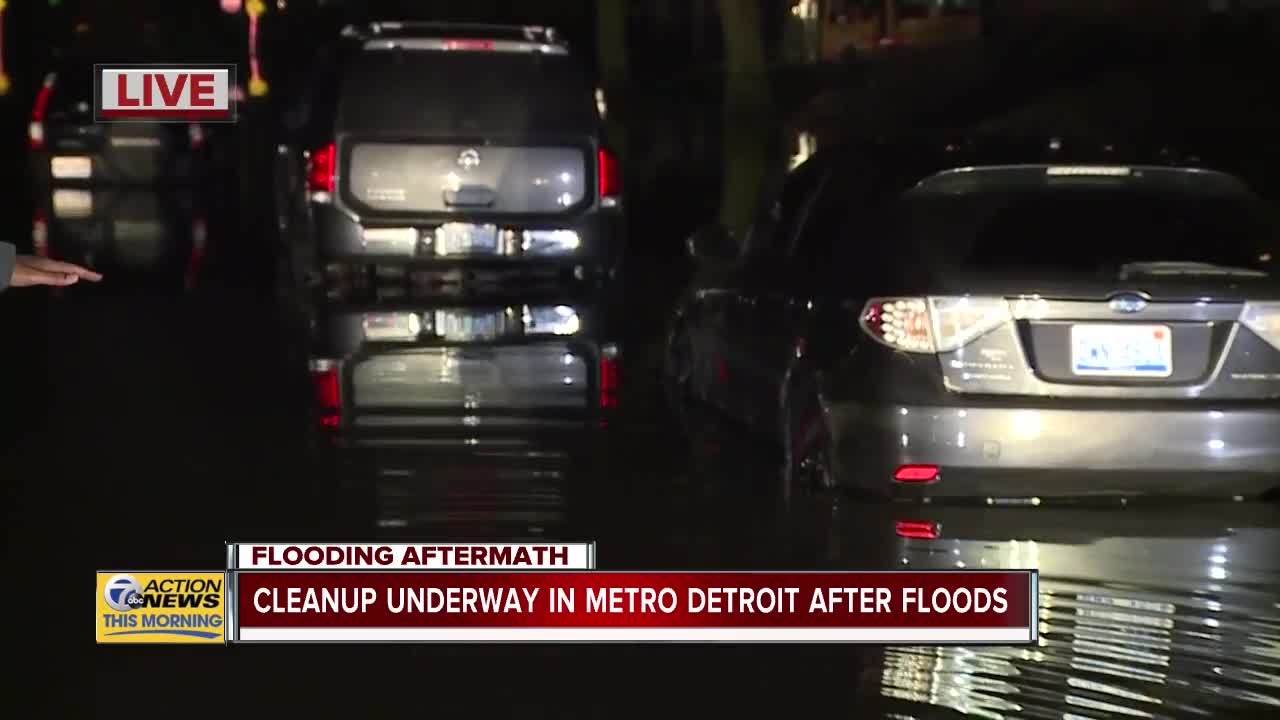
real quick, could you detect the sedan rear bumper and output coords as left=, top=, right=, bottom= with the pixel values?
left=825, top=402, right=1280, bottom=499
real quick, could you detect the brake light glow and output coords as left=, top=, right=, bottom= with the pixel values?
left=894, top=465, right=939, bottom=483
left=29, top=73, right=55, bottom=149
left=310, top=359, right=341, bottom=428
left=861, top=296, right=1011, bottom=354
left=307, top=142, right=335, bottom=193
left=1241, top=302, right=1280, bottom=352
left=895, top=520, right=941, bottom=539
left=600, top=343, right=620, bottom=409
left=598, top=148, right=621, bottom=199
left=444, top=38, right=496, bottom=50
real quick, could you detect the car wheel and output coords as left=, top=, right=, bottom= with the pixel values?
left=782, top=376, right=836, bottom=504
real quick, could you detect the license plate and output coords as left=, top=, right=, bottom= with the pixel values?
left=434, top=223, right=498, bottom=256
left=51, top=156, right=92, bottom=179
left=1071, top=324, right=1173, bottom=378
left=434, top=310, right=506, bottom=342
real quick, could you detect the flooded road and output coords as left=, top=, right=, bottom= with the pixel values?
left=877, top=504, right=1280, bottom=718
left=1, top=158, right=1277, bottom=718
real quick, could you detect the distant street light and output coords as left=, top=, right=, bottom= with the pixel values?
left=246, top=0, right=269, bottom=97
left=222, top=0, right=242, bottom=13
left=0, top=0, right=8, bottom=96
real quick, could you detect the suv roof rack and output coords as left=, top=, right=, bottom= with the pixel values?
left=341, top=21, right=567, bottom=54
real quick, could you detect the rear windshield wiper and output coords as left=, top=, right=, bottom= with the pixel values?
left=1119, top=261, right=1269, bottom=279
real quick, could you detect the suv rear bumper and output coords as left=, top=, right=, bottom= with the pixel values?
left=824, top=401, right=1280, bottom=499
left=310, top=203, right=621, bottom=272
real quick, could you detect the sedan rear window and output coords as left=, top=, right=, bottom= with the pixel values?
left=338, top=51, right=596, bottom=135
left=889, top=177, right=1277, bottom=273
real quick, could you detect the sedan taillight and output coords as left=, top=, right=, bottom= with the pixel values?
left=861, top=298, right=933, bottom=353
left=1241, top=302, right=1280, bottom=352
left=860, top=296, right=1011, bottom=354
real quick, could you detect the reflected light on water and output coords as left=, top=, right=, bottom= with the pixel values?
left=877, top=506, right=1280, bottom=718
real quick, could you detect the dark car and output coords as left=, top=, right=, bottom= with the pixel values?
left=32, top=186, right=207, bottom=291
left=30, top=39, right=210, bottom=186
left=275, top=22, right=624, bottom=294
left=664, top=139, right=1280, bottom=502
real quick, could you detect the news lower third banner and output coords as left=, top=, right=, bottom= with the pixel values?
left=98, top=543, right=1039, bottom=645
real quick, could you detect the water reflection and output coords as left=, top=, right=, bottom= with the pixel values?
left=305, top=288, right=617, bottom=541
left=674, top=407, right=1279, bottom=716
left=32, top=187, right=206, bottom=291
left=850, top=503, right=1280, bottom=718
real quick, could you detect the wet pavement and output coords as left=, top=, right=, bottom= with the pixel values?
left=2, top=177, right=1277, bottom=718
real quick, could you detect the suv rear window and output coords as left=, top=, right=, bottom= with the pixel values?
left=888, top=173, right=1277, bottom=273
left=338, top=51, right=596, bottom=135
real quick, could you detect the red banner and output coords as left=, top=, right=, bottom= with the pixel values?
left=232, top=571, right=1037, bottom=644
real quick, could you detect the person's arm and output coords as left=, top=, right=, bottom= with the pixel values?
left=0, top=242, right=16, bottom=292
left=1, top=244, right=102, bottom=291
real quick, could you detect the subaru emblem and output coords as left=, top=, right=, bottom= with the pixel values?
left=457, top=148, right=481, bottom=169
left=1108, top=293, right=1148, bottom=314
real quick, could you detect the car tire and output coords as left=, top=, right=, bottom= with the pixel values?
left=781, top=371, right=837, bottom=505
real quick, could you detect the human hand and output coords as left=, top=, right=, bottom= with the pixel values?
left=10, top=256, right=103, bottom=287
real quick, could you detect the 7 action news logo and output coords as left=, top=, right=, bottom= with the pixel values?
left=102, top=573, right=222, bottom=611
left=96, top=571, right=227, bottom=644
left=103, top=574, right=147, bottom=611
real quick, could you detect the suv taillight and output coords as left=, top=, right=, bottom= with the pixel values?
left=860, top=296, right=1011, bottom=354
left=598, top=147, right=621, bottom=199
left=599, top=343, right=620, bottom=409
left=307, top=142, right=335, bottom=193
left=29, top=73, right=55, bottom=149
left=310, top=358, right=342, bottom=428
